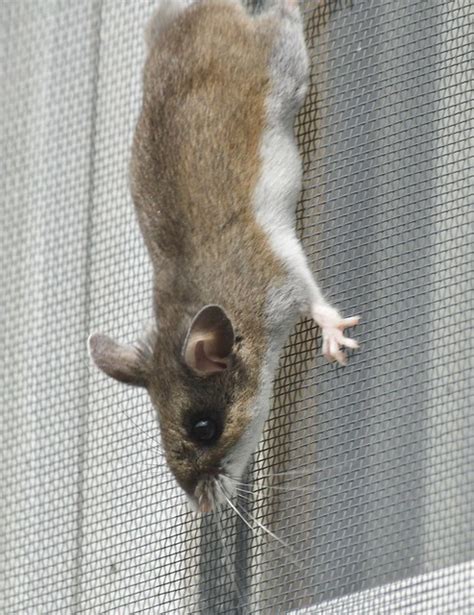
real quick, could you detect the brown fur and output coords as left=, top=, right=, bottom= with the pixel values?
left=130, top=1, right=284, bottom=493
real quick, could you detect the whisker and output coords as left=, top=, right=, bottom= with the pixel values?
left=253, top=483, right=315, bottom=495
left=250, top=458, right=365, bottom=479
left=228, top=477, right=316, bottom=496
left=252, top=472, right=313, bottom=481
left=234, top=484, right=252, bottom=494
left=233, top=484, right=253, bottom=495
left=234, top=488, right=252, bottom=503
left=233, top=500, right=291, bottom=553
left=228, top=478, right=256, bottom=488
left=232, top=500, right=306, bottom=573
left=252, top=469, right=314, bottom=478
left=219, top=484, right=305, bottom=573
left=217, top=483, right=256, bottom=536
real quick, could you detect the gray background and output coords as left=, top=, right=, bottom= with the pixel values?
left=1, top=0, right=472, bottom=613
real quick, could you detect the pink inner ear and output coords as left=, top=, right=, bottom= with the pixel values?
left=194, top=340, right=228, bottom=374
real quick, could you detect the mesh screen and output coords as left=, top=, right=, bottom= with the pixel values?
left=1, top=0, right=472, bottom=613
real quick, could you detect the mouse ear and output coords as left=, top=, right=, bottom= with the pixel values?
left=183, top=305, right=235, bottom=376
left=88, top=327, right=155, bottom=387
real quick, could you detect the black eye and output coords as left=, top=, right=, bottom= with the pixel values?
left=190, top=418, right=218, bottom=443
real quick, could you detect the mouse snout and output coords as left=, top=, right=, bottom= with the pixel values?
left=193, top=474, right=223, bottom=513
left=196, top=493, right=214, bottom=514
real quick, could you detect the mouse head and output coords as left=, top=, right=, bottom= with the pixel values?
left=89, top=305, right=265, bottom=512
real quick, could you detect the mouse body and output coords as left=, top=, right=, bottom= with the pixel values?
left=89, top=0, right=359, bottom=513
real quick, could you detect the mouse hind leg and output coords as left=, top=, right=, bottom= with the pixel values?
left=257, top=0, right=309, bottom=118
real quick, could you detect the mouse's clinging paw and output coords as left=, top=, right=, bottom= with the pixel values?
left=312, top=307, right=360, bottom=366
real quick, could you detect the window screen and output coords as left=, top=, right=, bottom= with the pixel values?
left=1, top=1, right=472, bottom=613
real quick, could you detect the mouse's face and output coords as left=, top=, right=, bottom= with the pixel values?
left=89, top=305, right=265, bottom=512
left=148, top=367, right=257, bottom=512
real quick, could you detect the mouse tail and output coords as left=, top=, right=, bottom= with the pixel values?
left=145, top=0, right=193, bottom=48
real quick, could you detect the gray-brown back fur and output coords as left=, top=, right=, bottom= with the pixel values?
left=130, top=0, right=285, bottom=490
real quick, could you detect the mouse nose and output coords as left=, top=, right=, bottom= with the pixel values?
left=197, top=496, right=214, bottom=513
left=194, top=476, right=217, bottom=513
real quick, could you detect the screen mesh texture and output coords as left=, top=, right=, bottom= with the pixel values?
left=0, top=1, right=472, bottom=614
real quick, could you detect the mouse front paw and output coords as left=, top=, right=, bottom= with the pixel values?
left=312, top=305, right=360, bottom=366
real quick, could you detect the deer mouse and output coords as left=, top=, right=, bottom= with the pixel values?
left=89, top=0, right=359, bottom=513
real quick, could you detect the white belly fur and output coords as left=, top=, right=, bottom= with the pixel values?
left=254, top=120, right=308, bottom=282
